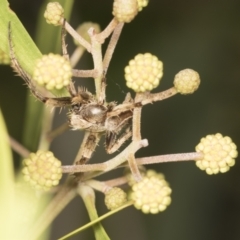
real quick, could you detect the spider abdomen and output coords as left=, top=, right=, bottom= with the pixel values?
left=69, top=104, right=107, bottom=132
left=82, top=104, right=107, bottom=123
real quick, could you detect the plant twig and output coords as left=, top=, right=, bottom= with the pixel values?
left=127, top=93, right=146, bottom=181
left=61, top=151, right=203, bottom=174
left=72, top=69, right=99, bottom=78
left=141, top=87, right=178, bottom=105
left=62, top=19, right=91, bottom=52
left=96, top=18, right=119, bottom=44
left=135, top=152, right=203, bottom=165
left=9, top=136, right=30, bottom=158
left=70, top=46, right=85, bottom=68
left=88, top=27, right=104, bottom=101
left=62, top=139, right=148, bottom=174
left=47, top=122, right=69, bottom=142
left=38, top=107, right=55, bottom=151
left=85, top=179, right=112, bottom=193
left=103, top=22, right=124, bottom=73
left=104, top=176, right=128, bottom=188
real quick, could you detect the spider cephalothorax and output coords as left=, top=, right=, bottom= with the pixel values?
left=70, top=90, right=132, bottom=134
left=68, top=88, right=134, bottom=154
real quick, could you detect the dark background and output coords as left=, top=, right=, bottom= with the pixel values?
left=1, top=0, right=240, bottom=239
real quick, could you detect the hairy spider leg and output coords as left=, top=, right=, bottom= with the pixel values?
left=61, top=19, right=77, bottom=97
left=8, top=22, right=73, bottom=108
left=75, top=132, right=101, bottom=165
left=105, top=110, right=133, bottom=153
left=105, top=127, right=132, bottom=154
left=73, top=132, right=101, bottom=181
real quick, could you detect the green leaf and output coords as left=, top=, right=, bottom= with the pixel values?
left=0, top=0, right=42, bottom=75
left=0, top=109, right=14, bottom=238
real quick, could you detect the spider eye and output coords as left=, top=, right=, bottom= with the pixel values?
left=72, top=103, right=81, bottom=112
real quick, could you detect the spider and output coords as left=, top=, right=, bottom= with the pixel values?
left=8, top=22, right=140, bottom=166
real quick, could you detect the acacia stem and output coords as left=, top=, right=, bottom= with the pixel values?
left=96, top=18, right=119, bottom=43
left=136, top=152, right=203, bottom=165
left=61, top=151, right=203, bottom=173
left=103, top=22, right=124, bottom=73
left=70, top=46, right=85, bottom=68
left=63, top=20, right=91, bottom=52
left=72, top=69, right=99, bottom=78
left=9, top=136, right=30, bottom=157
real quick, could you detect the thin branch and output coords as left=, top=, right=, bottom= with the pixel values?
left=141, top=87, right=178, bottom=105
left=61, top=19, right=70, bottom=61
left=127, top=153, right=142, bottom=182
left=62, top=162, right=106, bottom=173
left=70, top=46, right=85, bottom=68
left=90, top=138, right=148, bottom=172
left=62, top=19, right=91, bottom=53
left=38, top=107, right=55, bottom=151
left=62, top=139, right=148, bottom=174
left=103, top=22, right=124, bottom=73
left=108, top=87, right=178, bottom=118
left=85, top=176, right=129, bottom=193
left=135, top=152, right=203, bottom=165
left=47, top=122, right=69, bottom=142
left=85, top=179, right=112, bottom=193
left=72, top=69, right=99, bottom=78
left=132, top=93, right=145, bottom=141
left=103, top=176, right=128, bottom=188
left=61, top=151, right=203, bottom=174
left=96, top=18, right=119, bottom=44
left=88, top=27, right=103, bottom=101
left=9, top=136, right=30, bottom=158
left=126, top=93, right=146, bottom=181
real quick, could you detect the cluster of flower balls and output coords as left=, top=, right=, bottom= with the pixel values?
left=22, top=131, right=238, bottom=213
left=18, top=0, right=238, bottom=215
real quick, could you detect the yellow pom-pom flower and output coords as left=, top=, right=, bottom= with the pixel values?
left=131, top=170, right=172, bottom=214
left=137, top=0, right=149, bottom=11
left=195, top=133, right=238, bottom=174
left=22, top=150, right=62, bottom=191
left=44, top=2, right=64, bottom=26
left=33, top=53, right=72, bottom=90
left=125, top=53, right=163, bottom=92
left=0, top=48, right=10, bottom=65
left=105, top=187, right=127, bottom=210
left=173, top=69, right=200, bottom=94
left=113, top=0, right=138, bottom=23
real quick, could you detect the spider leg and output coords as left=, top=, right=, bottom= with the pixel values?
left=61, top=19, right=77, bottom=97
left=61, top=19, right=69, bottom=61
left=105, top=127, right=132, bottom=154
left=75, top=132, right=101, bottom=165
left=8, top=22, right=48, bottom=103
left=73, top=132, right=101, bottom=180
left=105, top=110, right=133, bottom=153
left=8, top=22, right=73, bottom=108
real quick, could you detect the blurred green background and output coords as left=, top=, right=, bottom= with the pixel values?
left=1, top=0, right=240, bottom=239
